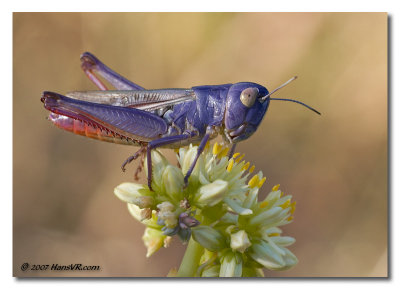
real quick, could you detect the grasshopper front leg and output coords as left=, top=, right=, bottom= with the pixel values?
left=182, top=127, right=214, bottom=186
left=146, top=127, right=216, bottom=190
left=227, top=143, right=237, bottom=159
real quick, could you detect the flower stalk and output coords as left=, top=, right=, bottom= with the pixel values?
left=176, top=237, right=204, bottom=277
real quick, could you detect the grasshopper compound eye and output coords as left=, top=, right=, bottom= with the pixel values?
left=240, top=87, right=259, bottom=107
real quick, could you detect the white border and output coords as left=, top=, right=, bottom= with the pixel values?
left=3, top=0, right=398, bottom=288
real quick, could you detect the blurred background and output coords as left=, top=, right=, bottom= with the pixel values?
left=13, top=13, right=387, bottom=277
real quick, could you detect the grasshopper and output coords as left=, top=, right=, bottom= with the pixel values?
left=41, top=52, right=320, bottom=190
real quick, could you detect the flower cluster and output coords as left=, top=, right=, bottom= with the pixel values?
left=114, top=143, right=298, bottom=277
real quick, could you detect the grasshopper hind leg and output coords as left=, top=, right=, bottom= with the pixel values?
left=80, top=52, right=144, bottom=91
left=134, top=147, right=147, bottom=181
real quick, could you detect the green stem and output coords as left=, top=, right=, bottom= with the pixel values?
left=176, top=237, right=204, bottom=277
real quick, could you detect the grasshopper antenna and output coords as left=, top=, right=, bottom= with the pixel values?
left=263, top=76, right=298, bottom=99
left=269, top=97, right=321, bottom=115
left=261, top=76, right=321, bottom=115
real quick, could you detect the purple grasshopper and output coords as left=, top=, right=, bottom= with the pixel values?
left=41, top=52, right=320, bottom=190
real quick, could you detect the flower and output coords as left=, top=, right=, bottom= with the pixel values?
left=230, top=230, right=251, bottom=253
left=142, top=227, right=171, bottom=257
left=114, top=143, right=298, bottom=277
left=191, top=226, right=226, bottom=252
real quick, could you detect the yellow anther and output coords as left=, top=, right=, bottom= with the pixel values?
left=268, top=233, right=280, bottom=237
left=242, top=162, right=250, bottom=171
left=249, top=165, right=255, bottom=173
left=248, top=175, right=260, bottom=188
left=272, top=184, right=280, bottom=191
left=280, top=191, right=284, bottom=198
left=287, top=216, right=294, bottom=221
left=259, top=201, right=269, bottom=209
left=218, top=147, right=229, bottom=158
left=213, top=143, right=222, bottom=155
left=226, top=159, right=234, bottom=172
left=257, top=177, right=267, bottom=188
left=280, top=199, right=291, bottom=209
left=204, top=141, right=210, bottom=151
left=232, top=152, right=241, bottom=159
left=235, top=154, right=245, bottom=163
left=290, top=201, right=296, bottom=214
left=174, top=148, right=179, bottom=154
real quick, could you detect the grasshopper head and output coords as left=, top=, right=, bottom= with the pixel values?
left=224, top=82, right=270, bottom=143
left=224, top=77, right=320, bottom=143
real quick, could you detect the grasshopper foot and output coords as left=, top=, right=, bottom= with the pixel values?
left=121, top=146, right=146, bottom=173
left=183, top=176, right=189, bottom=189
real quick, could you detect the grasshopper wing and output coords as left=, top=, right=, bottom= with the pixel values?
left=42, top=91, right=168, bottom=142
left=66, top=89, right=196, bottom=111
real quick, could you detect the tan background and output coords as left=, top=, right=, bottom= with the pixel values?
left=13, top=12, right=387, bottom=277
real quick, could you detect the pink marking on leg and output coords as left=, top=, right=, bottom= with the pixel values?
left=83, top=69, right=108, bottom=91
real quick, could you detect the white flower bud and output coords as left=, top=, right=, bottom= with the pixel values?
left=180, top=145, right=204, bottom=181
left=127, top=204, right=159, bottom=228
left=277, top=248, right=298, bottom=271
left=114, top=183, right=151, bottom=204
left=162, top=165, right=184, bottom=201
left=262, top=190, right=282, bottom=207
left=142, top=227, right=167, bottom=257
left=136, top=196, right=154, bottom=208
left=223, top=197, right=253, bottom=215
left=268, top=236, right=296, bottom=247
left=144, top=149, right=169, bottom=190
left=192, top=226, right=226, bottom=252
left=201, top=265, right=220, bottom=277
left=127, top=203, right=142, bottom=221
left=157, top=202, right=178, bottom=228
left=230, top=230, right=251, bottom=253
left=196, top=179, right=228, bottom=207
left=220, top=251, right=242, bottom=277
left=158, top=210, right=178, bottom=228
left=157, top=201, right=175, bottom=212
left=181, top=145, right=198, bottom=175
left=248, top=207, right=284, bottom=226
left=249, top=240, right=285, bottom=270
left=114, top=183, right=154, bottom=209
